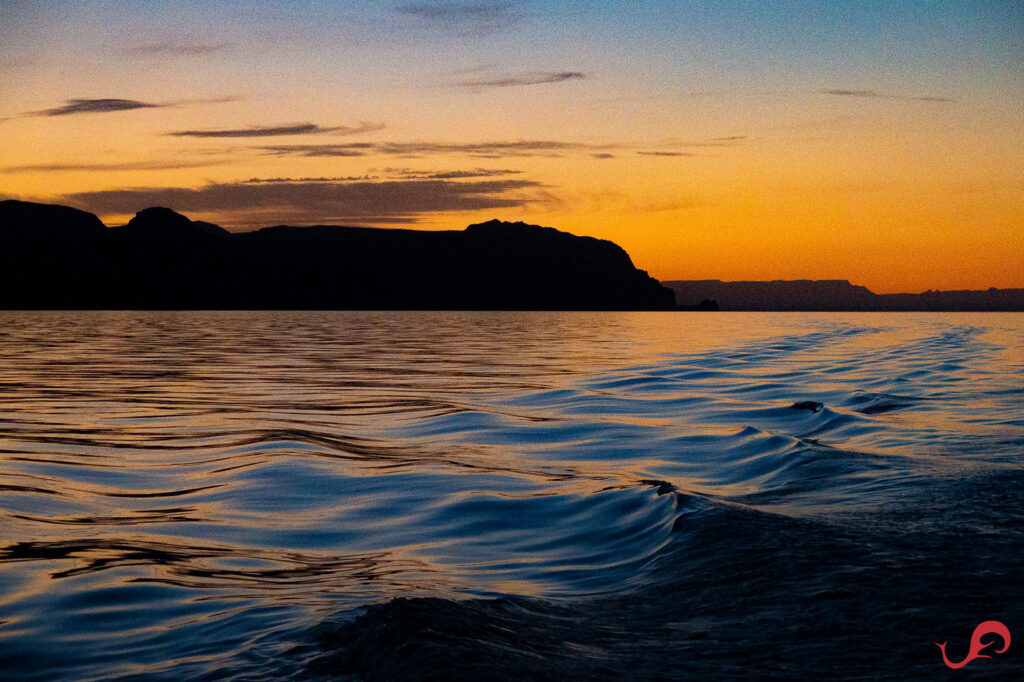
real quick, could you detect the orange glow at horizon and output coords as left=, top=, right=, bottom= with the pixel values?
left=1, top=2, right=1021, bottom=294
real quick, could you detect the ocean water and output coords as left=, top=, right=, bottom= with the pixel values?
left=0, top=311, right=1022, bottom=680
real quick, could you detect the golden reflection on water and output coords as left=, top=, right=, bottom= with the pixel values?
left=1, top=311, right=1023, bottom=678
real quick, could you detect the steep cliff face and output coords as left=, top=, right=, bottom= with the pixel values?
left=0, top=202, right=675, bottom=310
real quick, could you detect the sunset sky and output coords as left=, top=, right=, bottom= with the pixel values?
left=1, top=0, right=1021, bottom=292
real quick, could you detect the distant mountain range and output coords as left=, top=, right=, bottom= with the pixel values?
left=0, top=200, right=674, bottom=310
left=664, top=279, right=1024, bottom=311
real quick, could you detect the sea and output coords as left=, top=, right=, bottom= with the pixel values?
left=0, top=311, right=1022, bottom=680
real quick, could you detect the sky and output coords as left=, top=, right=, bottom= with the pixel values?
left=1, top=0, right=1021, bottom=292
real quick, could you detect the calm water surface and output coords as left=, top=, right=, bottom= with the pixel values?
left=1, top=312, right=1022, bottom=680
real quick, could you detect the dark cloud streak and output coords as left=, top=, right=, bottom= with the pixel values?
left=458, top=71, right=586, bottom=88
left=384, top=167, right=523, bottom=179
left=63, top=178, right=546, bottom=225
left=124, top=42, right=230, bottom=57
left=243, top=176, right=379, bottom=183
left=258, top=136, right=746, bottom=159
left=636, top=151, right=695, bottom=157
left=168, top=122, right=384, bottom=138
left=38, top=98, right=158, bottom=116
left=7, top=96, right=237, bottom=120
left=3, top=160, right=225, bottom=173
left=262, top=144, right=370, bottom=157
left=823, top=88, right=955, bottom=103
left=260, top=140, right=617, bottom=158
left=239, top=169, right=522, bottom=183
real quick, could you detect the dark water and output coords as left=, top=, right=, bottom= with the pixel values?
left=1, top=311, right=1022, bottom=680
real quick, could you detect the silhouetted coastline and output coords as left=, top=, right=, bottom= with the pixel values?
left=0, top=200, right=674, bottom=310
left=6, top=200, right=1019, bottom=312
left=665, top=279, right=1024, bottom=312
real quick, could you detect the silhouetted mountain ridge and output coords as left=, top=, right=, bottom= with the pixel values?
left=116, top=206, right=231, bottom=241
left=0, top=200, right=674, bottom=310
left=0, top=199, right=108, bottom=244
left=664, top=279, right=1024, bottom=311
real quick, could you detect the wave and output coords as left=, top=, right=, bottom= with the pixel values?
left=299, top=467, right=1024, bottom=681
left=2, top=311, right=1023, bottom=680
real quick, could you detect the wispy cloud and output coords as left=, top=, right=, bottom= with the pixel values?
left=636, top=151, right=695, bottom=157
left=239, top=168, right=522, bottom=183
left=260, top=140, right=617, bottom=158
left=658, top=136, right=747, bottom=148
left=5, top=96, right=236, bottom=120
left=259, top=136, right=744, bottom=159
left=823, top=88, right=955, bottom=103
left=261, top=144, right=370, bottom=157
left=457, top=71, right=586, bottom=88
left=167, top=122, right=384, bottom=138
left=37, top=98, right=159, bottom=116
left=395, top=1, right=525, bottom=34
left=242, top=176, right=380, bottom=183
left=383, top=167, right=523, bottom=179
left=64, top=177, right=548, bottom=226
left=2, top=159, right=225, bottom=173
left=124, top=41, right=230, bottom=57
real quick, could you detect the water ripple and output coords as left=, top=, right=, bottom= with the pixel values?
left=1, top=311, right=1022, bottom=679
